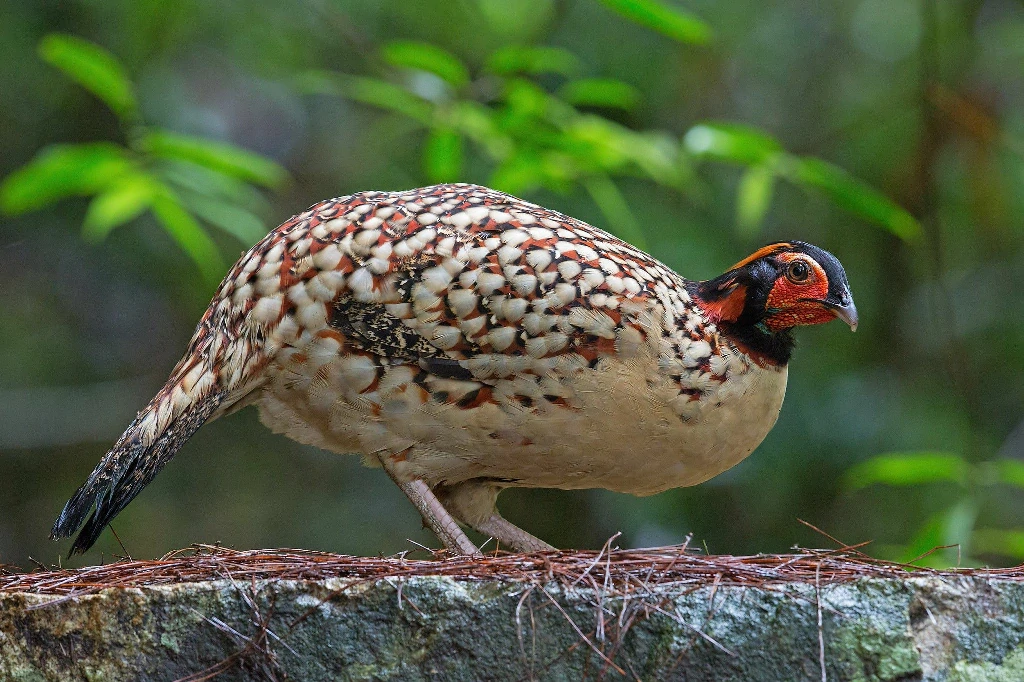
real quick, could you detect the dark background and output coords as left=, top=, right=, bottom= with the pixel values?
left=2, top=0, right=1023, bottom=568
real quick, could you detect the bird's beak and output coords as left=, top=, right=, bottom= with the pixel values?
left=828, top=299, right=859, bottom=332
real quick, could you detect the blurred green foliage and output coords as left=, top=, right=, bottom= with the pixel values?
left=3, top=22, right=918, bottom=274
left=1, top=0, right=1022, bottom=569
left=844, top=452, right=1024, bottom=564
left=1, top=34, right=287, bottom=283
left=296, top=35, right=918, bottom=250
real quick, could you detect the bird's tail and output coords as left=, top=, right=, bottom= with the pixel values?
left=50, top=355, right=226, bottom=555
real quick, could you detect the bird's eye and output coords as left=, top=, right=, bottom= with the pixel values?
left=787, top=260, right=810, bottom=283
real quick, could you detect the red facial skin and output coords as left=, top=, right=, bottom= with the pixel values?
left=763, top=252, right=836, bottom=331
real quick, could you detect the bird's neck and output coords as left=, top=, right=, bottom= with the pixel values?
left=688, top=276, right=794, bottom=368
left=715, top=321, right=794, bottom=368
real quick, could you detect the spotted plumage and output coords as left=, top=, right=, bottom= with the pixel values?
left=52, top=184, right=857, bottom=555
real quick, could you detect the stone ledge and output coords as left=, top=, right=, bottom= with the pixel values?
left=2, top=549, right=1024, bottom=681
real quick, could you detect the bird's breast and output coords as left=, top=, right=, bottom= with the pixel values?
left=256, top=336, right=788, bottom=496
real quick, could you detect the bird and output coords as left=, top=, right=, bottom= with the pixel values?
left=51, top=183, right=857, bottom=556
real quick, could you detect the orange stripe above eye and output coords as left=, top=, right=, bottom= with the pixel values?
left=728, top=242, right=792, bottom=271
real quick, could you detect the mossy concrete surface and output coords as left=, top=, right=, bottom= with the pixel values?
left=2, top=575, right=1024, bottom=681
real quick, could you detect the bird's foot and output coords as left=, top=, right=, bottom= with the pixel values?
left=474, top=514, right=556, bottom=553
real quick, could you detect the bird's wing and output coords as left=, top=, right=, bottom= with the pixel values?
left=270, top=184, right=680, bottom=395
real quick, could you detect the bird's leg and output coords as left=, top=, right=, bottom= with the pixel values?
left=377, top=455, right=481, bottom=556
left=400, top=480, right=482, bottom=556
left=437, top=480, right=556, bottom=553
left=473, top=513, right=556, bottom=553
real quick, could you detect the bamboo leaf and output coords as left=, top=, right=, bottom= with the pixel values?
left=790, top=157, right=922, bottom=241
left=295, top=72, right=435, bottom=124
left=596, top=0, right=712, bottom=45
left=38, top=33, right=138, bottom=120
left=993, top=459, right=1024, bottom=489
left=157, top=160, right=267, bottom=209
left=683, top=123, right=782, bottom=165
left=449, top=101, right=511, bottom=158
left=0, top=143, right=132, bottom=214
left=736, top=164, right=775, bottom=235
left=82, top=173, right=158, bottom=241
left=183, top=192, right=269, bottom=245
left=485, top=46, right=581, bottom=76
left=685, top=122, right=921, bottom=240
left=843, top=452, right=970, bottom=491
left=150, top=189, right=225, bottom=283
left=973, top=528, right=1024, bottom=559
left=584, top=175, right=648, bottom=251
left=382, top=41, right=470, bottom=88
left=424, top=128, right=464, bottom=183
left=558, top=78, right=641, bottom=111
left=899, top=500, right=977, bottom=567
left=141, top=130, right=287, bottom=188
left=490, top=150, right=546, bottom=195
left=630, top=132, right=690, bottom=189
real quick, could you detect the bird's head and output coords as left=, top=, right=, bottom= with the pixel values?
left=692, top=241, right=857, bottom=365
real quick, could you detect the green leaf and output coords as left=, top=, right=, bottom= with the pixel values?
left=596, top=0, right=712, bottom=45
left=683, top=123, right=782, bottom=165
left=632, top=132, right=691, bottom=189
left=475, top=0, right=556, bottom=40
left=150, top=189, right=225, bottom=283
left=538, top=151, right=578, bottom=191
left=424, top=128, right=464, bottom=183
left=381, top=41, right=470, bottom=88
left=684, top=121, right=921, bottom=240
left=583, top=175, right=648, bottom=251
left=992, top=459, right=1024, bottom=489
left=157, top=159, right=267, bottom=209
left=485, top=46, right=581, bottom=76
left=82, top=173, right=158, bottom=241
left=183, top=192, right=269, bottom=245
left=140, top=130, right=287, bottom=188
left=558, top=78, right=641, bottom=111
left=490, top=150, right=547, bottom=195
left=900, top=499, right=977, bottom=567
left=897, top=511, right=949, bottom=566
left=503, top=79, right=555, bottom=120
left=38, top=33, right=138, bottom=120
left=736, top=165, right=775, bottom=235
left=942, top=498, right=979, bottom=560
left=449, top=101, right=511, bottom=159
left=973, top=528, right=1024, bottom=559
left=563, top=117, right=633, bottom=171
left=790, top=157, right=922, bottom=241
left=295, top=71, right=435, bottom=124
left=843, top=451, right=970, bottom=491
left=0, top=143, right=133, bottom=214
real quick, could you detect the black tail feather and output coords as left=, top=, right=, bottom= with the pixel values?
left=51, top=391, right=223, bottom=555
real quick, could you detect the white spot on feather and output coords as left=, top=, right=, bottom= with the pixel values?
left=557, top=260, right=582, bottom=281
left=526, top=249, right=553, bottom=272
left=297, top=302, right=328, bottom=330
left=447, top=289, right=479, bottom=318
left=251, top=295, right=283, bottom=323
left=421, top=266, right=453, bottom=294
left=338, top=356, right=377, bottom=394
left=487, top=326, right=517, bottom=351
left=476, top=272, right=506, bottom=296
left=431, top=326, right=463, bottom=350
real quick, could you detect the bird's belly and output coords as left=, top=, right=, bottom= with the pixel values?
left=256, top=352, right=788, bottom=496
